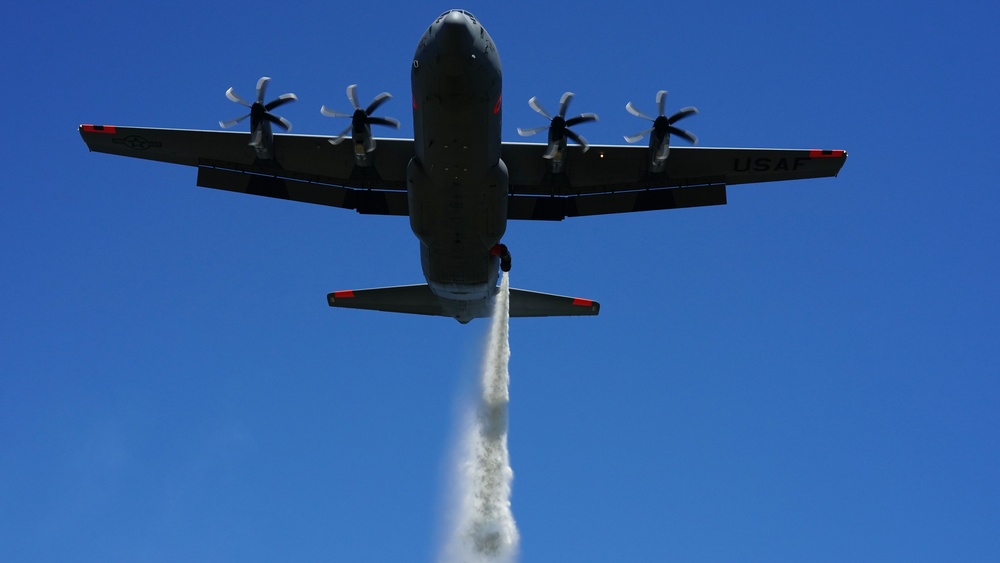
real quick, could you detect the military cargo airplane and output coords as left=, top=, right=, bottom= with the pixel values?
left=79, top=9, right=846, bottom=323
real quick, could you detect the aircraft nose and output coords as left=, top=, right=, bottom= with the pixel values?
left=438, top=10, right=474, bottom=41
left=431, top=10, right=477, bottom=76
left=441, top=9, right=474, bottom=26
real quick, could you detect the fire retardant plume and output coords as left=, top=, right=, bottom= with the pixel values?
left=440, top=272, right=519, bottom=563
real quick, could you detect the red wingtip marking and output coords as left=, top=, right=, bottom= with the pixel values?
left=333, top=290, right=355, bottom=299
left=82, top=124, right=117, bottom=134
left=809, top=149, right=845, bottom=158
left=493, top=94, right=502, bottom=115
left=572, top=298, right=593, bottom=307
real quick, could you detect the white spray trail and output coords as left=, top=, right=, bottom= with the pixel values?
left=441, top=272, right=519, bottom=563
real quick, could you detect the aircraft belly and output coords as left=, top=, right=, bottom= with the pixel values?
left=408, top=158, right=508, bottom=287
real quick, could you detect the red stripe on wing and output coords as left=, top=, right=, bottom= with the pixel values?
left=809, top=149, right=845, bottom=158
left=81, top=124, right=117, bottom=134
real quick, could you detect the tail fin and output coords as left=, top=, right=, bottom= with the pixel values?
left=327, top=284, right=600, bottom=321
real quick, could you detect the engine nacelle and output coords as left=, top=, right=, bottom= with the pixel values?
left=647, top=131, right=670, bottom=174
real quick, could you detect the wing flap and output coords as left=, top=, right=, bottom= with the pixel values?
left=507, top=184, right=726, bottom=221
left=197, top=167, right=408, bottom=215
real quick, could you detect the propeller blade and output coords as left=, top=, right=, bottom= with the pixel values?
left=565, top=128, right=589, bottom=152
left=656, top=90, right=668, bottom=116
left=668, top=106, right=698, bottom=124
left=328, top=124, right=353, bottom=145
left=668, top=126, right=698, bottom=145
left=219, top=114, right=251, bottom=128
left=624, top=128, right=653, bottom=143
left=249, top=128, right=263, bottom=148
left=543, top=142, right=559, bottom=159
left=626, top=101, right=653, bottom=121
left=265, top=93, right=297, bottom=111
left=221, top=79, right=296, bottom=142
left=347, top=84, right=361, bottom=111
left=655, top=142, right=671, bottom=161
left=265, top=113, right=292, bottom=132
left=557, top=92, right=575, bottom=118
left=320, top=105, right=350, bottom=118
left=367, top=116, right=400, bottom=129
left=517, top=125, right=549, bottom=137
left=565, top=113, right=598, bottom=127
left=226, top=88, right=252, bottom=107
left=628, top=91, right=699, bottom=148
left=365, top=92, right=392, bottom=115
left=527, top=97, right=551, bottom=119
left=255, top=76, right=271, bottom=104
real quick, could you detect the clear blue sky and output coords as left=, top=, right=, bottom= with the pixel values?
left=3, top=1, right=999, bottom=561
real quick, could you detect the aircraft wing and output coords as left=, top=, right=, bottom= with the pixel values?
left=79, top=125, right=413, bottom=215
left=501, top=143, right=847, bottom=220
left=80, top=125, right=845, bottom=220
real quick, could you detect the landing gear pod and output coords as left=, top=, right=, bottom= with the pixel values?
left=491, top=243, right=512, bottom=272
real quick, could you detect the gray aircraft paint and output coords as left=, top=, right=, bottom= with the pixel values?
left=409, top=10, right=507, bottom=320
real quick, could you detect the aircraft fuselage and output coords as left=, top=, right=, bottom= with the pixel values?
left=408, top=10, right=507, bottom=319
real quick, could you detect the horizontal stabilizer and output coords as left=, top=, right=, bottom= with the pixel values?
left=327, top=284, right=600, bottom=321
left=327, top=285, right=446, bottom=317
left=509, top=288, right=600, bottom=317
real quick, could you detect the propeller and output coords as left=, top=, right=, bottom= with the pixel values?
left=624, top=90, right=698, bottom=146
left=517, top=92, right=598, bottom=156
left=219, top=76, right=297, bottom=134
left=320, top=84, right=400, bottom=147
